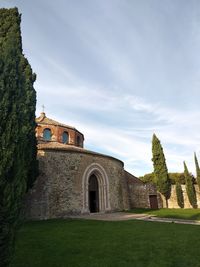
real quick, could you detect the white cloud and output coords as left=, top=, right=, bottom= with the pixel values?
left=35, top=77, right=200, bottom=174
left=4, top=0, right=199, bottom=176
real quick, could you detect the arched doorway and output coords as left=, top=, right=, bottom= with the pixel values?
left=89, top=174, right=99, bottom=213
left=82, top=163, right=111, bottom=214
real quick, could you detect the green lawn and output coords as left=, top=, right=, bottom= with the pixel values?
left=11, top=218, right=200, bottom=267
left=129, top=208, right=200, bottom=220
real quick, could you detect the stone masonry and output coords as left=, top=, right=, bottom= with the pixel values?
left=164, top=184, right=200, bottom=208
left=24, top=113, right=162, bottom=221
left=25, top=147, right=131, bottom=220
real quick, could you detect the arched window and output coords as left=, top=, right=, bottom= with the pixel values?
left=43, top=128, right=51, bottom=141
left=77, top=136, right=81, bottom=146
left=62, top=131, right=69, bottom=144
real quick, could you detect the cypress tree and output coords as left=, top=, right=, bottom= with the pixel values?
left=184, top=161, right=197, bottom=208
left=194, top=152, right=200, bottom=190
left=152, top=134, right=171, bottom=207
left=0, top=8, right=38, bottom=266
left=175, top=182, right=184, bottom=208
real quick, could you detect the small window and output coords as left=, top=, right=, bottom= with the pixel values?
left=77, top=136, right=81, bottom=146
left=43, top=128, right=51, bottom=141
left=62, top=131, right=69, bottom=144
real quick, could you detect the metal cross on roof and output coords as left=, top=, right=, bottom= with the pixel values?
left=42, top=104, right=45, bottom=113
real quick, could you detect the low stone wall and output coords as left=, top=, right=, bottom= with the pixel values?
left=128, top=182, right=200, bottom=209
left=125, top=173, right=163, bottom=209
left=166, top=185, right=200, bottom=208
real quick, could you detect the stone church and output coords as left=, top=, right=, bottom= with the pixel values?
left=25, top=112, right=160, bottom=220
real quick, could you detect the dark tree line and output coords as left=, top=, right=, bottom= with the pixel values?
left=0, top=8, right=38, bottom=266
left=139, top=172, right=188, bottom=184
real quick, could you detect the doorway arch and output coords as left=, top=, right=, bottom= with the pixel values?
left=89, top=174, right=99, bottom=213
left=82, top=163, right=111, bottom=214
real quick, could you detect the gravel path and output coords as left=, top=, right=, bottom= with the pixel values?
left=68, top=212, right=200, bottom=225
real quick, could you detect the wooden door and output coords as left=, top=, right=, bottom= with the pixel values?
left=149, top=195, right=158, bottom=209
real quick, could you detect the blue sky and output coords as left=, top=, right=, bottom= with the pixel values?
left=1, top=0, right=200, bottom=176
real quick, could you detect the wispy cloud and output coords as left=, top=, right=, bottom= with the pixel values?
left=2, top=0, right=200, bottom=176
left=36, top=78, right=200, bottom=176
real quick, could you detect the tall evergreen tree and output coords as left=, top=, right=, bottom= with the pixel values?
left=175, top=181, right=184, bottom=208
left=0, top=8, right=38, bottom=266
left=152, top=134, right=171, bottom=207
left=194, top=152, right=200, bottom=190
left=184, top=161, right=197, bottom=208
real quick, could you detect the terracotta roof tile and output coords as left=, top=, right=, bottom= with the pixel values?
left=36, top=112, right=75, bottom=129
left=37, top=142, right=124, bottom=165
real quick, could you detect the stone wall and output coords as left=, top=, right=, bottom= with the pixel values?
left=164, top=184, right=200, bottom=208
left=129, top=183, right=200, bottom=209
left=125, top=172, right=163, bottom=209
left=126, top=172, right=149, bottom=208
left=127, top=180, right=200, bottom=209
left=24, top=148, right=129, bottom=220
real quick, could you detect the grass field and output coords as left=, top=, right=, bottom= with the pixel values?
left=11, top=218, right=200, bottom=267
left=129, top=208, right=200, bottom=220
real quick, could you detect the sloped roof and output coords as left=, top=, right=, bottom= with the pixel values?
left=36, top=112, right=83, bottom=136
left=37, top=142, right=124, bottom=165
left=38, top=142, right=84, bottom=151
left=124, top=170, right=144, bottom=184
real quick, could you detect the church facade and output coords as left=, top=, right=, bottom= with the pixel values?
left=24, top=113, right=160, bottom=220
